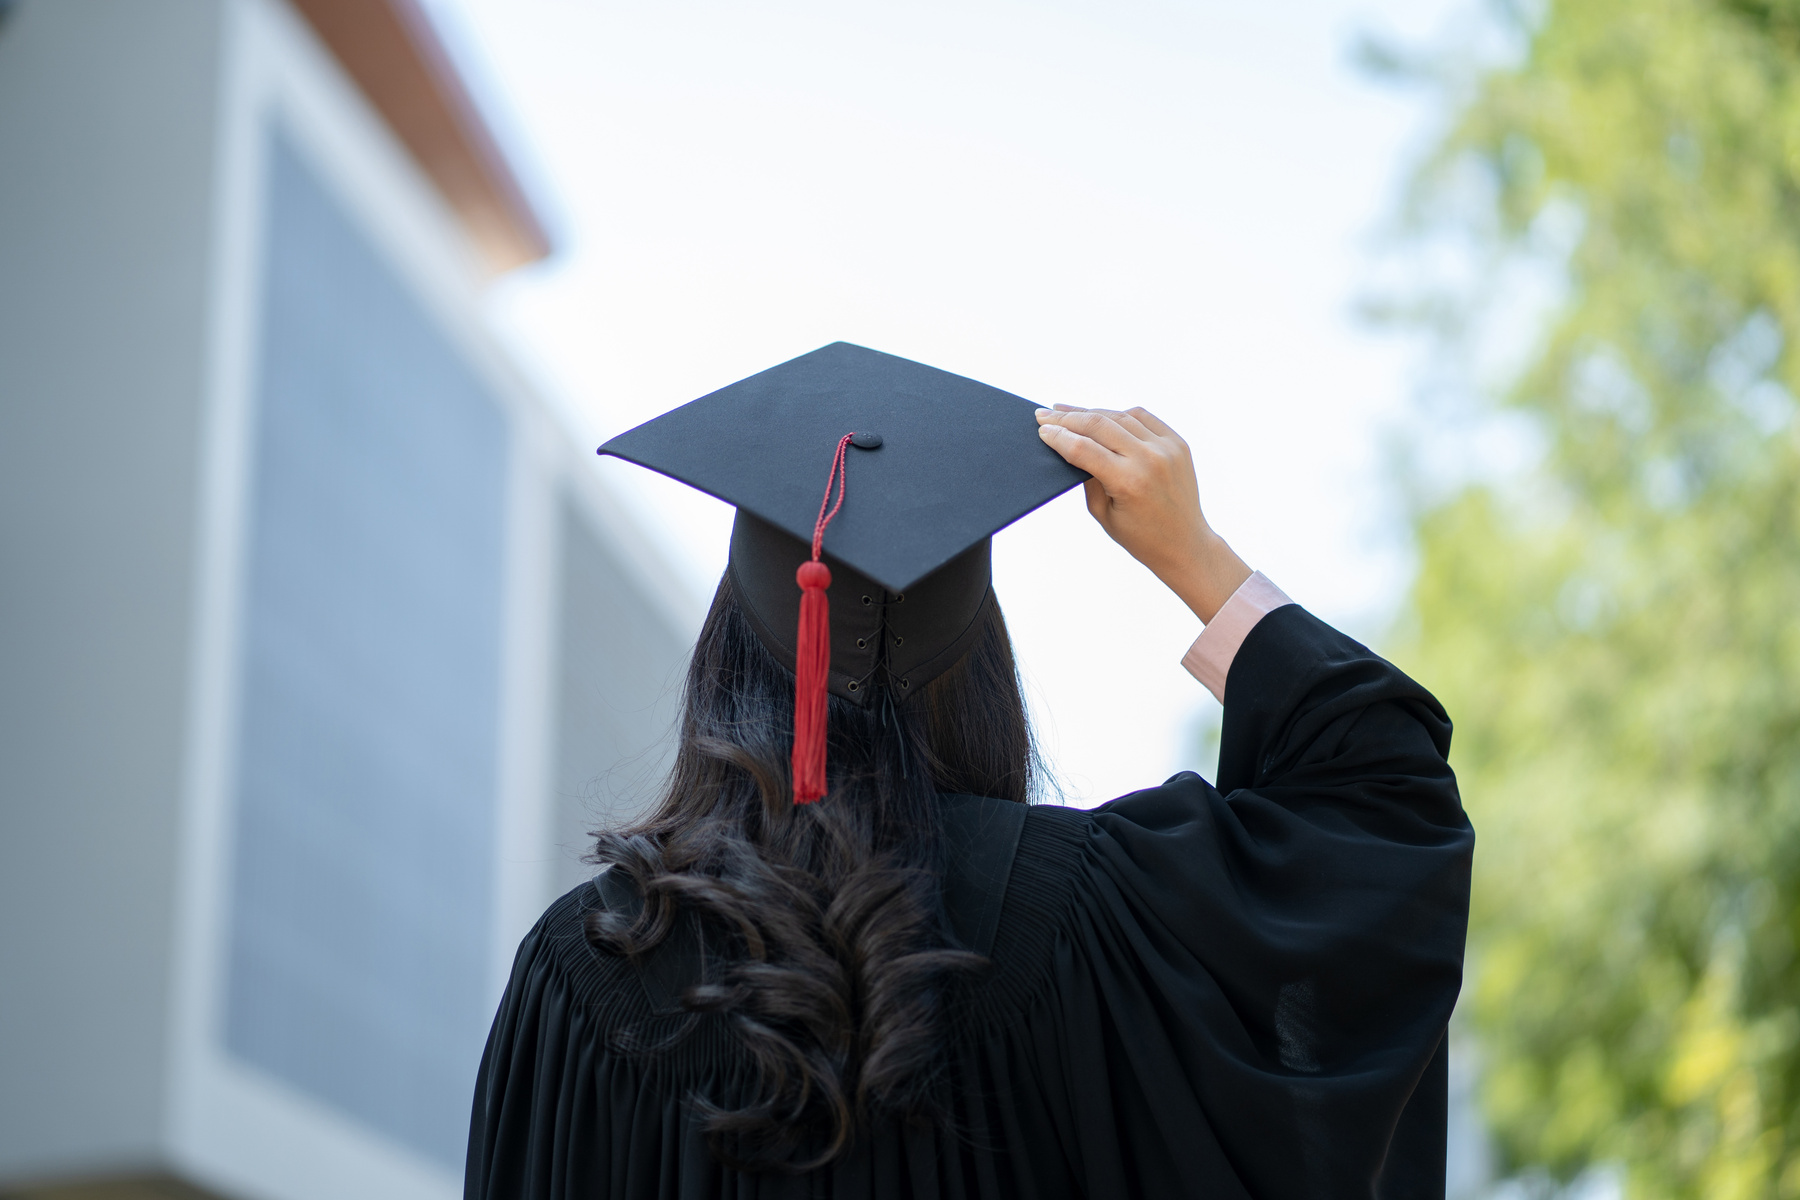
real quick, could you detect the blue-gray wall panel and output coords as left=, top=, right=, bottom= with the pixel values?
left=225, top=132, right=507, bottom=1170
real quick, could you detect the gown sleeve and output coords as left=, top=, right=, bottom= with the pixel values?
left=1027, top=603, right=1471, bottom=1199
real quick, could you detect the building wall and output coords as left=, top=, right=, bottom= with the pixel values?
left=0, top=0, right=225, bottom=1176
left=0, top=1, right=697, bottom=1196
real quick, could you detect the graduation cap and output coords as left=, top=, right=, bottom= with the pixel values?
left=599, top=341, right=1084, bottom=802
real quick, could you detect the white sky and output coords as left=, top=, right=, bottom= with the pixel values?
left=437, top=0, right=1461, bottom=805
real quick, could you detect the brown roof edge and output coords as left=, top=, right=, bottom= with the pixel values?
left=290, top=0, right=553, bottom=274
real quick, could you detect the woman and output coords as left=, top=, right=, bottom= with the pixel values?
left=465, top=343, right=1472, bottom=1198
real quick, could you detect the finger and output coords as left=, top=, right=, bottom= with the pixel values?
left=1040, top=408, right=1142, bottom=456
left=1037, top=422, right=1120, bottom=476
left=1125, top=406, right=1178, bottom=440
left=1096, top=408, right=1157, bottom=441
left=1054, top=405, right=1156, bottom=443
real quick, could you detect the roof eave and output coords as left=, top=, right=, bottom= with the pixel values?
left=291, top=0, right=553, bottom=275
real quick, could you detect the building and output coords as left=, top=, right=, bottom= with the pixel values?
left=0, top=2, right=696, bottom=1196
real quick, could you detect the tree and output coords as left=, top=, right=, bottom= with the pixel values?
left=1389, top=0, right=1800, bottom=1193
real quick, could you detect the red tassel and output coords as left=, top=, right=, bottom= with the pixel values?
left=792, top=560, right=832, bottom=802
left=792, top=433, right=855, bottom=805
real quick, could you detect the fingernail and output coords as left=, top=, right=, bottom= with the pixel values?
left=1038, top=425, right=1056, bottom=437
left=1035, top=408, right=1053, bottom=419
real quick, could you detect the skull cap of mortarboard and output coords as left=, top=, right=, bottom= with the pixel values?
left=598, top=341, right=1086, bottom=800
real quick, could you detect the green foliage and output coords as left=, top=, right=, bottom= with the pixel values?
left=1390, top=0, right=1800, bottom=1193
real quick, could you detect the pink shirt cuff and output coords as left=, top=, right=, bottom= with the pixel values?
left=1181, top=572, right=1294, bottom=703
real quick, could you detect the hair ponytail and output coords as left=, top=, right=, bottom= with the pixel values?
left=586, top=572, right=1035, bottom=1171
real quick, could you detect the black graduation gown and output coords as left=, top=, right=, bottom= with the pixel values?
left=465, top=605, right=1473, bottom=1199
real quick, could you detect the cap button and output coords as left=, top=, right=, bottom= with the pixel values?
left=849, top=432, right=883, bottom=449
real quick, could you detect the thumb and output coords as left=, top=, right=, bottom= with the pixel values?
left=1083, top=477, right=1109, bottom=522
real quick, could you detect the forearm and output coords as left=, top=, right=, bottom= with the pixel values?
left=1153, top=526, right=1252, bottom=625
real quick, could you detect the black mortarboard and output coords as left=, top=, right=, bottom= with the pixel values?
left=599, top=341, right=1084, bottom=799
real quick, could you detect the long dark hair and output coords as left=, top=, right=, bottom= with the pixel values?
left=586, top=571, right=1035, bottom=1171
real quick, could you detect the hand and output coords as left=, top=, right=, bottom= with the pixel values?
left=1036, top=405, right=1252, bottom=623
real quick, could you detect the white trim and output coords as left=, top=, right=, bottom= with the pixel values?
left=489, top=413, right=561, bottom=996
left=166, top=0, right=273, bottom=1183
left=177, top=1055, right=455, bottom=1200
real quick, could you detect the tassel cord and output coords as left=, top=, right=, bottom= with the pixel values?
left=791, top=433, right=857, bottom=804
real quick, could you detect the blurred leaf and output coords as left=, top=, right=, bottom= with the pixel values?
left=1387, top=0, right=1800, bottom=1192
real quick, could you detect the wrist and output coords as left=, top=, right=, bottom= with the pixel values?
left=1162, top=529, right=1252, bottom=624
